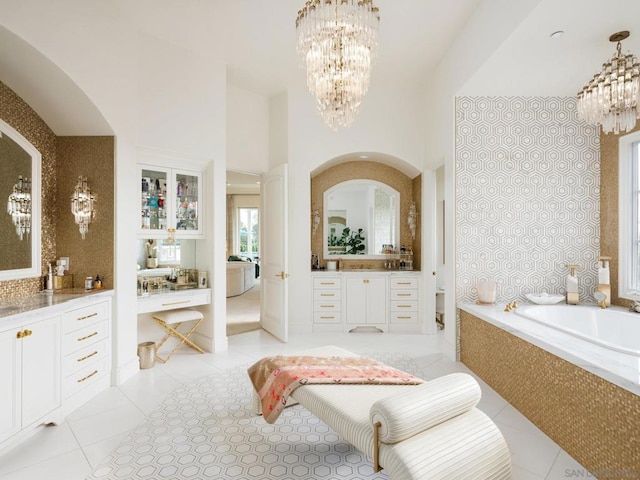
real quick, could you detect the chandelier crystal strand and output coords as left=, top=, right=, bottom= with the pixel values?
left=296, top=0, right=380, bottom=130
left=71, top=176, right=96, bottom=240
left=6, top=175, right=31, bottom=240
left=577, top=31, right=640, bottom=135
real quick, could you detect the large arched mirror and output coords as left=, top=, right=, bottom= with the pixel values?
left=324, top=180, right=399, bottom=258
left=0, top=119, right=41, bottom=280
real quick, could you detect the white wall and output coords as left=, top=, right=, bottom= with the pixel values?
left=227, top=84, right=269, bottom=174
left=421, top=0, right=544, bottom=358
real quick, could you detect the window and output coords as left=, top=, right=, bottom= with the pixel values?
left=238, top=207, right=259, bottom=260
left=619, top=131, right=640, bottom=299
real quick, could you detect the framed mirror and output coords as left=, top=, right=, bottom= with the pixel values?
left=323, top=180, right=399, bottom=258
left=0, top=118, right=41, bottom=281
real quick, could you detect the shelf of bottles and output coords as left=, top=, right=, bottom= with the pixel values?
left=175, top=173, right=198, bottom=231
left=141, top=168, right=168, bottom=231
left=140, top=168, right=200, bottom=235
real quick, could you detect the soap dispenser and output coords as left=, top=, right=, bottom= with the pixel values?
left=566, top=264, right=580, bottom=305
left=597, top=256, right=611, bottom=306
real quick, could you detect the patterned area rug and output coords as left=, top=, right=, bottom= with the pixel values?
left=88, top=353, right=424, bottom=480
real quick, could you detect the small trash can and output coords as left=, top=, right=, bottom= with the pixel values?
left=137, top=341, right=156, bottom=369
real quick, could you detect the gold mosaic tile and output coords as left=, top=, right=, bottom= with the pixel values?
left=599, top=125, right=640, bottom=309
left=0, top=82, right=115, bottom=300
left=0, top=81, right=56, bottom=301
left=460, top=310, right=640, bottom=478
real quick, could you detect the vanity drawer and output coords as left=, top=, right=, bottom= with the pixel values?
left=313, top=289, right=342, bottom=301
left=390, top=277, right=418, bottom=289
left=63, top=356, right=110, bottom=399
left=390, top=311, right=419, bottom=323
left=137, top=290, right=211, bottom=314
left=62, top=320, right=109, bottom=353
left=313, top=277, right=342, bottom=289
left=313, top=300, right=341, bottom=312
left=313, top=311, right=342, bottom=324
left=390, top=290, right=418, bottom=301
left=62, top=301, right=109, bottom=333
left=390, top=300, right=418, bottom=312
left=63, top=338, right=109, bottom=376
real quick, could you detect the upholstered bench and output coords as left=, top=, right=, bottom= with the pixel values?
left=251, top=346, right=511, bottom=480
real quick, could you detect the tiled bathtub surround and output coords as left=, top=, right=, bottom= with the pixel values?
left=455, top=97, right=600, bottom=304
left=460, top=309, right=640, bottom=478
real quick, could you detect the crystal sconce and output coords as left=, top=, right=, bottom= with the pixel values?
left=311, top=204, right=320, bottom=236
left=71, top=176, right=96, bottom=239
left=7, top=175, right=31, bottom=240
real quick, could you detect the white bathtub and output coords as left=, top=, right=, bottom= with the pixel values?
left=515, top=305, right=640, bottom=357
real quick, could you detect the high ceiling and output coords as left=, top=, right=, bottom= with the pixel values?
left=1, top=0, right=640, bottom=136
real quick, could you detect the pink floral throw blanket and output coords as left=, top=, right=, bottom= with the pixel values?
left=247, top=355, right=424, bottom=424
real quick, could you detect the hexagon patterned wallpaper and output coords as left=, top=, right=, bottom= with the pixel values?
left=455, top=97, right=600, bottom=304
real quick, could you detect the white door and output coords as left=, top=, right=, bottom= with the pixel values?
left=367, top=278, right=388, bottom=326
left=422, top=169, right=437, bottom=334
left=21, top=317, right=60, bottom=427
left=260, top=164, right=288, bottom=342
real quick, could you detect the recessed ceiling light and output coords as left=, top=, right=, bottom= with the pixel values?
left=550, top=31, right=564, bottom=39
left=226, top=183, right=231, bottom=186
left=359, top=155, right=369, bottom=159
left=256, top=181, right=261, bottom=185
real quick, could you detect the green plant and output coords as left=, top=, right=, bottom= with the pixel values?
left=340, top=227, right=365, bottom=255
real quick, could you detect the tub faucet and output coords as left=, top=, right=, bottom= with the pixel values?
left=594, top=291, right=607, bottom=309
left=565, top=264, right=580, bottom=305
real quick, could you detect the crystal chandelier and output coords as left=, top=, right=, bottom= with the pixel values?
left=71, top=176, right=96, bottom=240
left=6, top=175, right=31, bottom=240
left=577, top=31, right=640, bottom=135
left=296, top=0, right=380, bottom=130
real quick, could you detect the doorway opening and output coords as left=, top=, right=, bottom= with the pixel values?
left=226, top=171, right=262, bottom=335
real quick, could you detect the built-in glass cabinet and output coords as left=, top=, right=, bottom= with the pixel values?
left=139, top=164, right=203, bottom=238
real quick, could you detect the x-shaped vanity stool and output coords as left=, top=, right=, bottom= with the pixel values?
left=152, top=308, right=205, bottom=363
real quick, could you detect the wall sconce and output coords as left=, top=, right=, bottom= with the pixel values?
left=7, top=175, right=31, bottom=240
left=408, top=200, right=418, bottom=240
left=71, top=176, right=96, bottom=240
left=311, top=205, right=320, bottom=236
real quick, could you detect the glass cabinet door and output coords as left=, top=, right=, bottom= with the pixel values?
left=141, top=167, right=168, bottom=232
left=174, top=170, right=201, bottom=233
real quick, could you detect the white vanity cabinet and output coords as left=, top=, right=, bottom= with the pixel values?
left=61, top=299, right=111, bottom=413
left=345, top=276, right=387, bottom=327
left=0, top=292, right=113, bottom=452
left=313, top=277, right=342, bottom=324
left=389, top=275, right=421, bottom=332
left=311, top=272, right=422, bottom=333
left=0, top=314, right=61, bottom=446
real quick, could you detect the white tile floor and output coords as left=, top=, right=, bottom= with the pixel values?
left=0, top=329, right=587, bottom=480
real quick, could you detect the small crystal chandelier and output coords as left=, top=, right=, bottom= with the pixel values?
left=7, top=175, right=31, bottom=240
left=71, top=176, right=96, bottom=240
left=296, top=0, right=380, bottom=130
left=577, top=31, right=640, bottom=135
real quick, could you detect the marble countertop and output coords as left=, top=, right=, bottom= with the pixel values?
left=0, top=289, right=114, bottom=323
left=459, top=303, right=640, bottom=396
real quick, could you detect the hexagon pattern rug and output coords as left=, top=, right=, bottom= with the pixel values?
left=88, top=352, right=425, bottom=479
